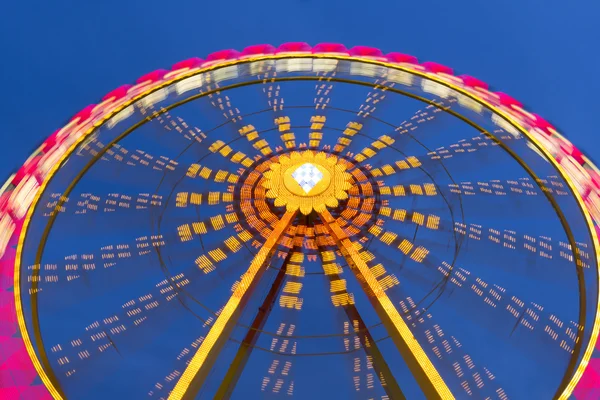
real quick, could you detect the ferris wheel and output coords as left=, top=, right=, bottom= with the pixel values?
left=1, top=43, right=600, bottom=399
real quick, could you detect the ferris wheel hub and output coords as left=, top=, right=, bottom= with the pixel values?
left=287, top=162, right=329, bottom=196
left=262, top=150, right=352, bottom=215
left=290, top=163, right=325, bottom=194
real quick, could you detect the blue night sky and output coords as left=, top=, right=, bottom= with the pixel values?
left=0, top=0, right=599, bottom=175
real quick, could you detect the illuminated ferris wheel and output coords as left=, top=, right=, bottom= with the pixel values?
left=2, top=43, right=600, bottom=400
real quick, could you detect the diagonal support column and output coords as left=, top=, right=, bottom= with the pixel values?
left=316, top=243, right=406, bottom=399
left=318, top=209, right=454, bottom=400
left=214, top=246, right=297, bottom=399
left=169, top=210, right=297, bottom=400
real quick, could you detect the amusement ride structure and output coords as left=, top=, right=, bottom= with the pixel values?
left=1, top=43, right=600, bottom=399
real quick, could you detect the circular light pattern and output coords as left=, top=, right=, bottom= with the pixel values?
left=287, top=162, right=327, bottom=195
left=264, top=151, right=352, bottom=214
left=0, top=44, right=599, bottom=400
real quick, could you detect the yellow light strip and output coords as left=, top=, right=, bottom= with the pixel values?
left=319, top=209, right=454, bottom=400
left=168, top=210, right=296, bottom=400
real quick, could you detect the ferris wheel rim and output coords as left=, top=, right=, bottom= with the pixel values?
left=7, top=49, right=600, bottom=400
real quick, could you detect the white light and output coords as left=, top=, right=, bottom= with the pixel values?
left=292, top=163, right=323, bottom=194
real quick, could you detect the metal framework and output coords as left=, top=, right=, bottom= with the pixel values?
left=3, top=45, right=600, bottom=400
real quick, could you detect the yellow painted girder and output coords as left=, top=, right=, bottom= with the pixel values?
left=319, top=209, right=454, bottom=400
left=168, top=210, right=297, bottom=400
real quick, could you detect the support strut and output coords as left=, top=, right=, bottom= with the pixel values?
left=319, top=209, right=454, bottom=400
left=215, top=247, right=296, bottom=399
left=169, top=211, right=297, bottom=400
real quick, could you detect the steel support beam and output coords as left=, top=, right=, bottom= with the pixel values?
left=319, top=209, right=453, bottom=400
left=169, top=210, right=297, bottom=400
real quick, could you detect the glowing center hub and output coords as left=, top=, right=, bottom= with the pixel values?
left=292, top=163, right=324, bottom=194
left=263, top=151, right=351, bottom=214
